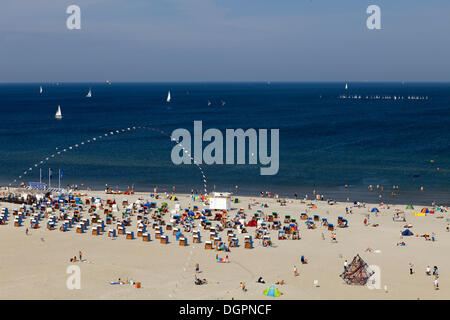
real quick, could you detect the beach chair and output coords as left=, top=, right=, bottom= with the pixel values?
left=322, top=218, right=328, bottom=226
left=244, top=236, right=253, bottom=249
left=193, top=234, right=201, bottom=243
left=328, top=224, right=334, bottom=231
left=179, top=237, right=187, bottom=246
left=160, top=235, right=169, bottom=244
left=214, top=237, right=222, bottom=247
left=314, top=215, right=319, bottom=222
left=108, top=229, right=116, bottom=238
left=126, top=231, right=134, bottom=240
left=166, top=224, right=172, bottom=231
left=118, top=226, right=125, bottom=235
left=142, top=233, right=151, bottom=242
left=210, top=231, right=217, bottom=240
left=76, top=225, right=84, bottom=234
left=205, top=241, right=213, bottom=250
left=92, top=226, right=99, bottom=235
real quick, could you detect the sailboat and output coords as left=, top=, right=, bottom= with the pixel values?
left=55, top=105, right=63, bottom=119
left=345, top=83, right=348, bottom=90
left=39, top=86, right=43, bottom=94
left=207, top=100, right=211, bottom=106
left=86, top=88, right=92, bottom=98
left=166, top=91, right=171, bottom=103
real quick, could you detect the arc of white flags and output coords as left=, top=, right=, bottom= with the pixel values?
left=11, top=126, right=208, bottom=195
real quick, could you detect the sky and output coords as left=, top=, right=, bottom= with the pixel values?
left=0, top=0, right=449, bottom=82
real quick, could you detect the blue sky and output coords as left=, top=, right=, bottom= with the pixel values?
left=1, top=0, right=449, bottom=82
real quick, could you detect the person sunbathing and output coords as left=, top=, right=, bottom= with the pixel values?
left=257, top=277, right=265, bottom=284
left=275, top=280, right=285, bottom=285
left=301, top=256, right=308, bottom=264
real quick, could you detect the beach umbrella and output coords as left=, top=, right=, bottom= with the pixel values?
left=371, top=208, right=379, bottom=213
left=421, top=208, right=429, bottom=213
left=263, top=286, right=282, bottom=297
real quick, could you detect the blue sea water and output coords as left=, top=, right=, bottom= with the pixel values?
left=0, top=82, right=449, bottom=205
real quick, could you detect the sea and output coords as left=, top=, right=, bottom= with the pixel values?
left=0, top=82, right=449, bottom=205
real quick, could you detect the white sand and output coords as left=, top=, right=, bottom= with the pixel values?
left=0, top=190, right=448, bottom=300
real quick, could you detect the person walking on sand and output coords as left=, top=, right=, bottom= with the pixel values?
left=434, top=276, right=439, bottom=290
left=426, top=266, right=431, bottom=276
left=293, top=265, right=299, bottom=276
left=409, top=263, right=414, bottom=275
left=240, top=282, right=247, bottom=292
left=344, top=260, right=348, bottom=271
left=25, top=228, right=29, bottom=236
left=79, top=250, right=82, bottom=261
left=195, top=263, right=200, bottom=273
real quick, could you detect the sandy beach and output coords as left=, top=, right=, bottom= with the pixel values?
left=0, top=188, right=449, bottom=300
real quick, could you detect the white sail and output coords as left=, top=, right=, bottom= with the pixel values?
left=207, top=100, right=211, bottom=106
left=86, top=88, right=92, bottom=98
left=345, top=83, right=348, bottom=90
left=39, top=86, right=43, bottom=94
left=167, top=91, right=171, bottom=102
left=55, top=105, right=62, bottom=119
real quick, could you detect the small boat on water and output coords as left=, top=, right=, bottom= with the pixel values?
left=167, top=91, right=171, bottom=103
left=86, top=88, right=92, bottom=98
left=39, top=86, right=43, bottom=94
left=55, top=105, right=63, bottom=119
left=345, top=83, right=348, bottom=90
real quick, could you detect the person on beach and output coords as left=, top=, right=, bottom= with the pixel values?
left=409, top=263, right=414, bottom=275
left=426, top=266, right=431, bottom=276
left=434, top=276, right=439, bottom=290
left=293, top=266, right=299, bottom=276
left=433, top=266, right=439, bottom=276
left=79, top=251, right=82, bottom=261
left=331, top=232, right=337, bottom=243
left=240, top=282, right=247, bottom=292
left=344, top=260, right=348, bottom=271
left=195, top=263, right=200, bottom=273
left=25, top=228, right=28, bottom=236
